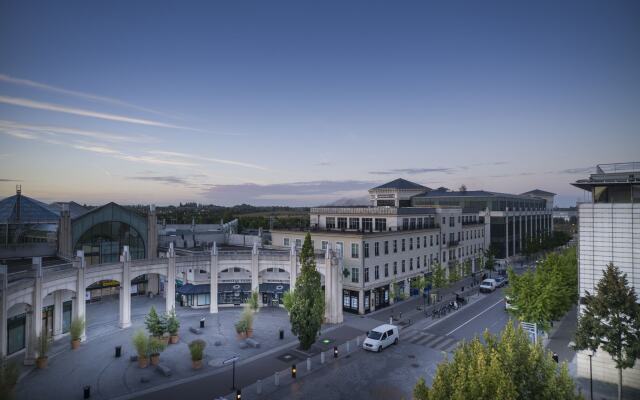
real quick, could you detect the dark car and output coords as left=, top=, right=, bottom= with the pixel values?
left=495, top=276, right=507, bottom=288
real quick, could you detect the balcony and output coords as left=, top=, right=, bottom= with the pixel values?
left=447, top=240, right=460, bottom=247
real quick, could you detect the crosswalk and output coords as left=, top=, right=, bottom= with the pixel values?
left=401, top=329, right=459, bottom=352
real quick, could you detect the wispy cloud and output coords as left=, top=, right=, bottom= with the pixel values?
left=0, top=119, right=153, bottom=143
left=0, top=178, right=21, bottom=182
left=0, top=95, right=199, bottom=130
left=557, top=166, right=595, bottom=174
left=149, top=150, right=268, bottom=170
left=127, top=175, right=190, bottom=185
left=369, top=167, right=452, bottom=175
left=117, top=154, right=198, bottom=167
left=0, top=73, right=171, bottom=118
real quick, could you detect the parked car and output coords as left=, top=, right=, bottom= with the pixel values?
left=479, top=278, right=497, bottom=293
left=363, top=324, right=399, bottom=352
left=495, top=276, right=507, bottom=287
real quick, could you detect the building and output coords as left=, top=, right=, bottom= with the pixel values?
left=572, top=162, right=640, bottom=390
left=412, top=187, right=554, bottom=259
left=272, top=179, right=491, bottom=315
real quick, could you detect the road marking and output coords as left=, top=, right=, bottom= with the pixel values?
left=446, top=298, right=505, bottom=336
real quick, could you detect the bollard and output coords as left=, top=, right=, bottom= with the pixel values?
left=389, top=317, right=393, bottom=324
left=200, top=318, right=205, bottom=328
left=83, top=385, right=91, bottom=399
left=356, top=336, right=360, bottom=346
left=274, top=371, right=280, bottom=386
left=279, top=329, right=284, bottom=340
left=256, top=379, right=262, bottom=394
left=307, top=357, right=311, bottom=371
left=115, top=345, right=122, bottom=358
left=321, top=351, right=325, bottom=364
left=346, top=341, right=350, bottom=353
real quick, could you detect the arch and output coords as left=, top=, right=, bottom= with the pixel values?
left=84, top=276, right=122, bottom=291
left=217, top=264, right=252, bottom=274
left=7, top=299, right=31, bottom=315
left=42, top=281, right=77, bottom=299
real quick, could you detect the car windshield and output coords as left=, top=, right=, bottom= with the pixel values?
left=367, top=331, right=383, bottom=340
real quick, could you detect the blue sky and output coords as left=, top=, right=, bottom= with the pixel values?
left=1, top=0, right=638, bottom=207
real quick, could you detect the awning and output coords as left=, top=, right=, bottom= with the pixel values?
left=259, top=283, right=289, bottom=293
left=218, top=283, right=251, bottom=292
left=176, top=284, right=210, bottom=295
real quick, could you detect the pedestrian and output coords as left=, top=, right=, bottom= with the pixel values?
left=552, top=352, right=559, bottom=363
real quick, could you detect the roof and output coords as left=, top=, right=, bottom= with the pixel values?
left=0, top=193, right=60, bottom=224
left=49, top=201, right=90, bottom=218
left=520, top=189, right=556, bottom=197
left=372, top=178, right=429, bottom=191
left=415, top=189, right=547, bottom=201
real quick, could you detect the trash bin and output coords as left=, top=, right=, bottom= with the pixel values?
left=279, top=329, right=284, bottom=340
left=115, top=345, right=122, bottom=358
left=200, top=318, right=205, bottom=328
left=83, top=385, right=91, bottom=399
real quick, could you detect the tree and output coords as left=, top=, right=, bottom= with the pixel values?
left=145, top=306, right=167, bottom=337
left=459, top=184, right=467, bottom=192
left=484, top=247, right=496, bottom=277
left=282, top=289, right=295, bottom=313
left=462, top=259, right=472, bottom=277
left=573, top=263, right=640, bottom=400
left=411, top=275, right=431, bottom=308
left=413, top=322, right=581, bottom=400
left=431, top=262, right=447, bottom=290
left=289, top=233, right=325, bottom=350
left=448, top=261, right=460, bottom=285
left=248, top=290, right=260, bottom=312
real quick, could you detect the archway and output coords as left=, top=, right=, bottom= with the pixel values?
left=258, top=267, right=290, bottom=307
left=41, top=288, right=75, bottom=339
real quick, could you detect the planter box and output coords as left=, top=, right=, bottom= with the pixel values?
left=150, top=354, right=160, bottom=366
left=169, top=335, right=179, bottom=344
left=138, top=356, right=149, bottom=368
left=71, top=339, right=80, bottom=350
left=36, top=356, right=48, bottom=369
left=192, top=359, right=203, bottom=370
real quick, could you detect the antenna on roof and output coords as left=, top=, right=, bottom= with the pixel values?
left=16, top=185, right=21, bottom=196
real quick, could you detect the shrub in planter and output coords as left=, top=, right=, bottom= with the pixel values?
left=132, top=330, right=150, bottom=368
left=235, top=319, right=248, bottom=339
left=148, top=337, right=166, bottom=366
left=1, top=357, right=20, bottom=396
left=235, top=306, right=254, bottom=338
left=36, top=328, right=51, bottom=369
left=144, top=306, right=167, bottom=338
left=189, top=339, right=206, bottom=370
left=69, top=318, right=85, bottom=350
left=166, top=308, right=180, bottom=344
left=248, top=290, right=260, bottom=313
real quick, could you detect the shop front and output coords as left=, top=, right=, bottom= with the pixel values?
left=371, top=285, right=390, bottom=310
left=86, top=279, right=120, bottom=302
left=176, top=284, right=211, bottom=307
left=259, top=282, right=289, bottom=306
left=218, top=282, right=251, bottom=305
left=7, top=313, right=25, bottom=355
left=342, top=289, right=359, bottom=314
left=131, top=275, right=148, bottom=296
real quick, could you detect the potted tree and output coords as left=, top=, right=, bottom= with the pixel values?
left=148, top=337, right=166, bottom=366
left=189, top=339, right=206, bottom=370
left=132, top=330, right=150, bottom=368
left=0, top=357, right=19, bottom=397
left=69, top=318, right=85, bottom=350
left=235, top=306, right=254, bottom=339
left=166, top=308, right=180, bottom=344
left=248, top=290, right=260, bottom=313
left=36, top=328, right=50, bottom=369
left=144, top=306, right=168, bottom=345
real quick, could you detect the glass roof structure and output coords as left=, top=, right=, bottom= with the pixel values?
left=0, top=193, right=60, bottom=224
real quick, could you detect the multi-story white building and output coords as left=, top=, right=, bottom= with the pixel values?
left=272, top=179, right=490, bottom=315
left=572, top=162, right=640, bottom=389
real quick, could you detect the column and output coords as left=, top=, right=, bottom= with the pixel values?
left=358, top=289, right=365, bottom=315
left=119, top=246, right=131, bottom=329
left=251, top=242, right=260, bottom=303
left=210, top=242, right=219, bottom=314
left=471, top=257, right=476, bottom=273
left=289, top=244, right=298, bottom=290
left=166, top=243, right=176, bottom=314
left=53, top=291, right=63, bottom=339
left=524, top=210, right=528, bottom=242
left=512, top=209, right=516, bottom=256
left=1, top=264, right=8, bottom=358
left=505, top=208, right=509, bottom=259
left=324, top=247, right=335, bottom=322
left=519, top=213, right=523, bottom=252
left=74, top=251, right=86, bottom=341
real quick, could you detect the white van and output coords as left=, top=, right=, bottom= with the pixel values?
left=479, top=278, right=497, bottom=293
left=363, top=324, right=399, bottom=352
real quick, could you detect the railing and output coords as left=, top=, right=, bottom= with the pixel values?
left=596, top=162, right=640, bottom=174
left=462, top=220, right=483, bottom=226
left=447, top=240, right=460, bottom=247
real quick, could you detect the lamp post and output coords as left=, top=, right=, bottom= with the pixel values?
left=588, top=351, right=593, bottom=400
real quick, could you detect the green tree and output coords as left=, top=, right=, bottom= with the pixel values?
left=411, top=275, right=431, bottom=308
left=282, top=289, right=295, bottom=313
left=573, top=263, right=640, bottom=400
left=289, top=233, right=325, bottom=350
left=448, top=262, right=460, bottom=285
left=462, top=259, right=472, bottom=277
left=431, top=262, right=447, bottom=290
left=484, top=247, right=496, bottom=277
left=413, top=323, right=581, bottom=400
left=144, top=306, right=167, bottom=337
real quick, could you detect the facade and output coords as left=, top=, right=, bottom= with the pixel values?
left=272, top=180, right=491, bottom=315
left=412, top=188, right=554, bottom=258
left=572, top=162, right=640, bottom=389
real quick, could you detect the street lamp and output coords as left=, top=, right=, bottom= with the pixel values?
left=588, top=350, right=594, bottom=400
left=333, top=346, right=338, bottom=358
left=291, top=364, right=297, bottom=378
left=235, top=389, right=241, bottom=400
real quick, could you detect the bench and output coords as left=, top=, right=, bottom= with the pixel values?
left=245, top=338, right=261, bottom=348
left=156, top=364, right=172, bottom=377
left=189, top=327, right=202, bottom=335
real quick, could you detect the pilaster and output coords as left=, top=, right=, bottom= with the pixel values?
left=519, top=213, right=523, bottom=252
left=27, top=258, right=43, bottom=363
left=74, top=251, right=87, bottom=341
left=166, top=243, right=176, bottom=314
left=210, top=242, right=219, bottom=314
left=251, top=242, right=260, bottom=301
left=512, top=209, right=516, bottom=256
left=53, top=291, right=63, bottom=339
left=147, top=204, right=158, bottom=259
left=119, top=246, right=131, bottom=329
left=289, top=244, right=298, bottom=290
left=0, top=264, right=7, bottom=358
left=505, top=208, right=509, bottom=259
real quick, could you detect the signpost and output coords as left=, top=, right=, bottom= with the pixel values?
left=521, top=322, right=537, bottom=343
left=223, top=355, right=240, bottom=390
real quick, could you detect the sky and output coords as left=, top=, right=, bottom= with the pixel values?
left=1, top=0, right=638, bottom=207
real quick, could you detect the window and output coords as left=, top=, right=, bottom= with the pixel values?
left=374, top=242, right=380, bottom=256
left=393, top=240, right=397, bottom=253
left=363, top=242, right=369, bottom=258
left=430, top=235, right=433, bottom=246
left=326, top=217, right=336, bottom=229
left=442, top=234, right=446, bottom=245
left=362, top=218, right=373, bottom=232
left=416, top=257, right=420, bottom=269
left=417, top=218, right=423, bottom=229
left=336, top=242, right=344, bottom=257
left=337, top=217, right=347, bottom=230
left=449, top=216, right=455, bottom=227
left=384, top=263, right=389, bottom=277
left=416, top=236, right=420, bottom=249
left=364, top=267, right=370, bottom=283
left=402, top=239, right=406, bottom=251
left=409, top=258, right=413, bottom=271
left=349, top=218, right=360, bottom=230
left=384, top=241, right=389, bottom=254
left=458, top=216, right=461, bottom=223
left=403, top=218, right=409, bottom=230
left=410, top=218, right=416, bottom=229
left=283, top=238, right=290, bottom=247
left=375, top=218, right=386, bottom=231
left=423, top=236, right=427, bottom=247
left=321, top=241, right=328, bottom=250
left=351, top=243, right=359, bottom=258
left=409, top=238, right=413, bottom=250
left=295, top=239, right=302, bottom=248
left=402, top=260, right=406, bottom=273
left=436, top=235, right=439, bottom=245
left=374, top=265, right=380, bottom=280
left=352, top=267, right=359, bottom=283
left=457, top=232, right=461, bottom=241
left=442, top=217, right=446, bottom=224
left=424, top=255, right=428, bottom=268
left=443, top=251, right=447, bottom=262
left=393, top=262, right=398, bottom=275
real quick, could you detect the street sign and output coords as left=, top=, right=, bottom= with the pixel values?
left=223, top=355, right=239, bottom=365
left=521, top=322, right=537, bottom=343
